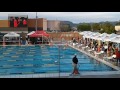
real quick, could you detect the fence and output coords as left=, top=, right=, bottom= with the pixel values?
left=48, top=32, right=82, bottom=41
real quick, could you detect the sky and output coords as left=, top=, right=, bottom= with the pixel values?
left=0, top=12, right=120, bottom=23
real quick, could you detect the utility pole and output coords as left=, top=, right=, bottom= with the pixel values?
left=36, top=12, right=37, bottom=31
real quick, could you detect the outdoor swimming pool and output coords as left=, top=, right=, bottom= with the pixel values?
left=0, top=45, right=116, bottom=75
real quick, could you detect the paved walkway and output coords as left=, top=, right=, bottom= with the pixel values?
left=1, top=71, right=120, bottom=78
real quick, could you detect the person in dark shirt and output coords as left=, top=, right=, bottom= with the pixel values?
left=72, top=54, right=80, bottom=75
left=73, top=38, right=76, bottom=43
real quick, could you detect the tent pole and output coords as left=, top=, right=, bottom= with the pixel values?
left=42, top=35, right=43, bottom=44
left=107, top=41, right=109, bottom=58
left=19, top=37, right=20, bottom=46
left=3, top=36, right=5, bottom=46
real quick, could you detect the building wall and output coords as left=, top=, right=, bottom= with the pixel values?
left=28, top=18, right=47, bottom=30
left=0, top=18, right=47, bottom=33
left=28, top=27, right=43, bottom=33
left=115, top=26, right=120, bottom=31
left=43, top=18, right=47, bottom=30
left=37, top=18, right=43, bottom=28
left=28, top=18, right=43, bottom=27
left=27, top=19, right=36, bottom=27
left=0, top=27, right=28, bottom=33
left=0, top=20, right=9, bottom=27
left=47, top=20, right=60, bottom=31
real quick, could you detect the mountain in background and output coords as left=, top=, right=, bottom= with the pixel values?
left=60, top=21, right=120, bottom=29
left=78, top=21, right=120, bottom=25
left=60, top=21, right=78, bottom=27
left=99, top=21, right=118, bottom=25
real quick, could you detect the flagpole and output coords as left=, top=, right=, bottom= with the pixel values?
left=36, top=12, right=37, bottom=31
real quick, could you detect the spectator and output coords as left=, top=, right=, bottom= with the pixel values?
left=116, top=49, right=120, bottom=66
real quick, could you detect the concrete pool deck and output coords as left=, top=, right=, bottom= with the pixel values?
left=1, top=71, right=120, bottom=78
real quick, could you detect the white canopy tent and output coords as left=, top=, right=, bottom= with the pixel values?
left=79, top=31, right=88, bottom=35
left=94, top=33, right=108, bottom=41
left=80, top=31, right=119, bottom=45
left=88, top=32, right=100, bottom=39
left=3, top=32, right=20, bottom=45
left=4, top=32, right=20, bottom=37
left=103, top=33, right=117, bottom=42
left=84, top=32, right=94, bottom=38
left=79, top=31, right=92, bottom=36
left=90, top=33, right=101, bottom=40
left=100, top=33, right=118, bottom=57
left=110, top=35, right=120, bottom=50
left=82, top=31, right=93, bottom=40
left=110, top=35, right=120, bottom=43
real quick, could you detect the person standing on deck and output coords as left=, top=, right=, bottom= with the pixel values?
left=72, top=54, right=80, bottom=75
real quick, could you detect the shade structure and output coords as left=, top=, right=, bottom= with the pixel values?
left=94, top=33, right=108, bottom=41
left=3, top=32, right=20, bottom=46
left=4, top=32, right=20, bottom=37
left=89, top=32, right=101, bottom=39
left=89, top=32, right=101, bottom=40
left=84, top=32, right=93, bottom=38
left=103, top=33, right=117, bottom=42
left=79, top=31, right=92, bottom=36
left=110, top=35, right=120, bottom=43
left=27, top=31, right=35, bottom=35
left=29, top=30, right=49, bottom=37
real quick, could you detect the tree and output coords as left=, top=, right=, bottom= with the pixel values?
left=77, top=23, right=91, bottom=31
left=116, top=21, right=120, bottom=25
left=92, top=23, right=101, bottom=31
left=99, top=22, right=115, bottom=34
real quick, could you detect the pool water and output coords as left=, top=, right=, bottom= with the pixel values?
left=0, top=45, right=116, bottom=75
